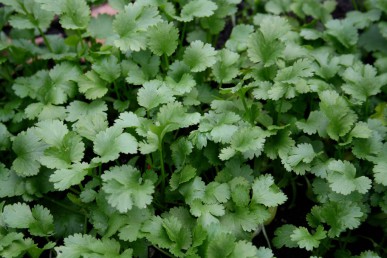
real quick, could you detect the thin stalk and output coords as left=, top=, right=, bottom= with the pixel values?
left=113, top=81, right=121, bottom=100
left=240, top=93, right=253, bottom=124
left=261, top=225, right=272, bottom=249
left=159, top=142, right=166, bottom=192
left=364, top=98, right=370, bottom=118
left=163, top=54, right=169, bottom=71
left=37, top=27, right=53, bottom=52
left=179, top=23, right=187, bottom=49
left=42, top=196, right=84, bottom=215
left=275, top=99, right=283, bottom=124
left=351, top=0, right=359, bottom=10
left=153, top=246, right=175, bottom=258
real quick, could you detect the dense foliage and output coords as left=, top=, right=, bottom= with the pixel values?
left=0, top=0, right=386, bottom=257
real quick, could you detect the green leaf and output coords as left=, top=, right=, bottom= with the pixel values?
left=125, top=51, right=160, bottom=85
left=247, top=16, right=289, bottom=66
left=102, top=165, right=155, bottom=212
left=179, top=0, right=218, bottom=22
left=49, top=163, right=89, bottom=191
left=12, top=129, right=46, bottom=177
left=290, top=226, right=326, bottom=251
left=308, top=201, right=364, bottom=237
left=87, top=14, right=114, bottom=39
left=148, top=22, right=179, bottom=56
left=55, top=234, right=132, bottom=257
left=66, top=100, right=107, bottom=122
left=157, top=101, right=201, bottom=131
left=59, top=0, right=90, bottom=29
left=229, top=241, right=259, bottom=258
left=183, top=40, right=217, bottom=72
left=170, top=165, right=197, bottom=191
left=319, top=90, right=358, bottom=141
left=325, top=19, right=358, bottom=48
left=137, top=80, right=175, bottom=110
left=212, top=49, right=240, bottom=83
left=327, top=160, right=372, bottom=195
left=285, top=143, right=318, bottom=175
left=342, top=63, right=384, bottom=102
left=219, top=127, right=268, bottom=160
left=226, top=24, right=255, bottom=52
left=273, top=224, right=298, bottom=248
left=170, top=137, right=193, bottom=168
left=2, top=203, right=54, bottom=236
left=0, top=164, right=25, bottom=198
left=78, top=70, right=108, bottom=100
left=252, top=174, right=287, bottom=207
left=113, top=2, right=161, bottom=52
left=92, top=55, right=121, bottom=83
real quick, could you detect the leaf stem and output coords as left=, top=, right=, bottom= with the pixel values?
left=37, top=27, right=53, bottom=52
left=163, top=54, right=169, bottom=71
left=261, top=225, right=272, bottom=249
left=152, top=246, right=174, bottom=258
left=240, top=93, right=253, bottom=124
left=159, top=142, right=166, bottom=193
left=42, top=196, right=84, bottom=215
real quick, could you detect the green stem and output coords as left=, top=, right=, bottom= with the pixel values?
left=261, top=225, right=272, bottom=249
left=364, top=98, right=370, bottom=118
left=42, top=196, right=84, bottom=215
left=37, top=27, right=53, bottom=52
left=275, top=99, right=283, bottom=124
left=163, top=54, right=169, bottom=72
left=153, top=246, right=175, bottom=258
left=179, top=23, right=187, bottom=49
left=113, top=81, right=121, bottom=100
left=159, top=142, right=166, bottom=193
left=240, top=93, right=253, bottom=124
left=351, top=0, right=359, bottom=10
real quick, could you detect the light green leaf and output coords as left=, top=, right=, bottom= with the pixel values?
left=179, top=0, right=218, bottom=22
left=49, top=163, right=89, bottom=191
left=92, top=55, right=121, bottom=83
left=290, top=226, right=326, bottom=251
left=78, top=70, right=108, bottom=100
left=183, top=40, right=217, bottom=72
left=59, top=0, right=90, bottom=29
left=252, top=174, right=287, bottom=207
left=148, top=22, right=179, bottom=56
left=12, top=129, right=46, bottom=177
left=102, top=165, right=155, bottom=212
left=93, top=126, right=137, bottom=163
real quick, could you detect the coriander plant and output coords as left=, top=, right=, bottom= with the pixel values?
left=0, top=0, right=386, bottom=257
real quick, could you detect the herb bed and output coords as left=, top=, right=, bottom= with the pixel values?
left=0, top=0, right=386, bottom=257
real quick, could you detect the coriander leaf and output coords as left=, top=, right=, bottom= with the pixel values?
left=157, top=101, right=201, bottom=131
left=212, top=49, right=240, bottom=83
left=170, top=137, right=193, bottom=168
left=273, top=224, right=298, bottom=248
left=296, top=111, right=329, bottom=136
left=327, top=160, right=372, bottom=195
left=148, top=22, right=179, bottom=56
left=170, top=165, right=197, bottom=191
left=229, top=241, right=259, bottom=258
left=49, top=163, right=89, bottom=191
left=55, top=234, right=132, bottom=257
left=93, top=126, right=137, bottom=163
left=59, top=0, right=90, bottom=29
left=113, top=3, right=161, bottom=52
left=290, top=226, right=326, bottom=251
left=342, top=63, right=384, bottom=102
left=373, top=144, right=387, bottom=186
left=66, top=100, right=107, bottom=122
left=183, top=40, right=217, bottom=72
left=29, top=205, right=55, bottom=236
left=252, top=174, right=287, bottom=207
left=92, top=55, right=121, bottom=83
left=12, top=129, right=46, bottom=177
left=114, top=112, right=141, bottom=129
left=40, top=132, right=85, bottom=169
left=179, top=0, right=218, bottom=22
left=226, top=24, right=255, bottom=52
left=78, top=70, right=108, bottom=100
left=35, top=119, right=69, bottom=146
left=0, top=164, right=25, bottom=198
left=2, top=203, right=54, bottom=236
left=102, top=165, right=155, bottom=212
left=247, top=16, right=289, bottom=66
left=2, top=203, right=34, bottom=229
left=125, top=51, right=160, bottom=85
left=264, top=129, right=295, bottom=159
left=319, top=90, right=358, bottom=141
left=325, top=19, right=358, bottom=48
left=219, top=127, right=268, bottom=160
left=137, top=80, right=175, bottom=110
left=285, top=143, right=318, bottom=175
left=308, top=201, right=363, bottom=237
